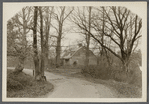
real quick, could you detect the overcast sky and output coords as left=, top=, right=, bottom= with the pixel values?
left=4, top=2, right=146, bottom=49
left=4, top=2, right=145, bottom=21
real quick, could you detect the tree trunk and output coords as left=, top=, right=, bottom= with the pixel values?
left=44, top=7, right=53, bottom=70
left=56, top=34, right=61, bottom=68
left=33, top=55, right=41, bottom=80
left=122, top=58, right=130, bottom=72
left=33, top=6, right=41, bottom=81
left=100, top=7, right=105, bottom=66
left=56, top=19, right=63, bottom=68
left=45, top=22, right=49, bottom=70
left=40, top=54, right=45, bottom=76
left=44, top=24, right=49, bottom=70
left=39, top=7, right=45, bottom=78
left=84, top=7, right=91, bottom=73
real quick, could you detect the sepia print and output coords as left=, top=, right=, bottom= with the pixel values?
left=3, top=2, right=147, bottom=102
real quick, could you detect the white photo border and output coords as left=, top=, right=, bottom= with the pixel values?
left=2, top=2, right=147, bottom=102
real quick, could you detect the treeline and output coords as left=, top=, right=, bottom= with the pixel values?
left=7, top=6, right=142, bottom=81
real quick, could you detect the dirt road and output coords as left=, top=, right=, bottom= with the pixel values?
left=8, top=67, right=118, bottom=98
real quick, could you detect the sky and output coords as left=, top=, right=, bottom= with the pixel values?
left=4, top=2, right=145, bottom=21
left=4, top=2, right=146, bottom=50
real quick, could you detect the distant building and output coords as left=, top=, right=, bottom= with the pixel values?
left=61, top=45, right=97, bottom=67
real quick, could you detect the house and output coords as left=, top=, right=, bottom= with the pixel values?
left=61, top=44, right=97, bottom=67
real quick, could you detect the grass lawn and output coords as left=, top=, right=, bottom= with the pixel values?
left=7, top=69, right=53, bottom=98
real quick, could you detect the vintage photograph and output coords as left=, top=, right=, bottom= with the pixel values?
left=3, top=2, right=147, bottom=102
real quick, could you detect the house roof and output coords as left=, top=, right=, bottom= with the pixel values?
left=61, top=46, right=97, bottom=59
left=61, top=46, right=83, bottom=59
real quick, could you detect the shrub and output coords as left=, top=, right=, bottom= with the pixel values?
left=7, top=69, right=53, bottom=98
left=7, top=70, right=31, bottom=92
left=129, top=67, right=142, bottom=88
left=82, top=64, right=112, bottom=80
left=114, top=71, right=132, bottom=83
left=112, top=62, right=142, bottom=88
left=81, top=53, right=142, bottom=88
left=7, top=56, right=34, bottom=69
left=7, top=78, right=24, bottom=91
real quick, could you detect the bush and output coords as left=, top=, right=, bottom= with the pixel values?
left=114, top=71, right=132, bottom=82
left=81, top=53, right=142, bottom=88
left=7, top=56, right=34, bottom=69
left=111, top=64, right=142, bottom=88
left=7, top=70, right=32, bottom=92
left=7, top=69, right=53, bottom=98
left=82, top=63, right=142, bottom=88
left=7, top=78, right=24, bottom=91
left=82, top=64, right=112, bottom=80
left=129, top=67, right=142, bottom=88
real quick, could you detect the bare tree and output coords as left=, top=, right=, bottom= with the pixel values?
left=70, top=7, right=92, bottom=72
left=71, top=6, right=142, bottom=72
left=52, top=6, right=74, bottom=67
left=32, top=6, right=41, bottom=80
left=39, top=7, right=45, bottom=77
left=7, top=7, right=33, bottom=73
left=43, top=6, right=54, bottom=70
left=85, top=7, right=92, bottom=71
left=92, top=6, right=142, bottom=72
left=94, top=7, right=113, bottom=66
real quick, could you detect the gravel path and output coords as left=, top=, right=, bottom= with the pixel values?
left=8, top=67, right=118, bottom=98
